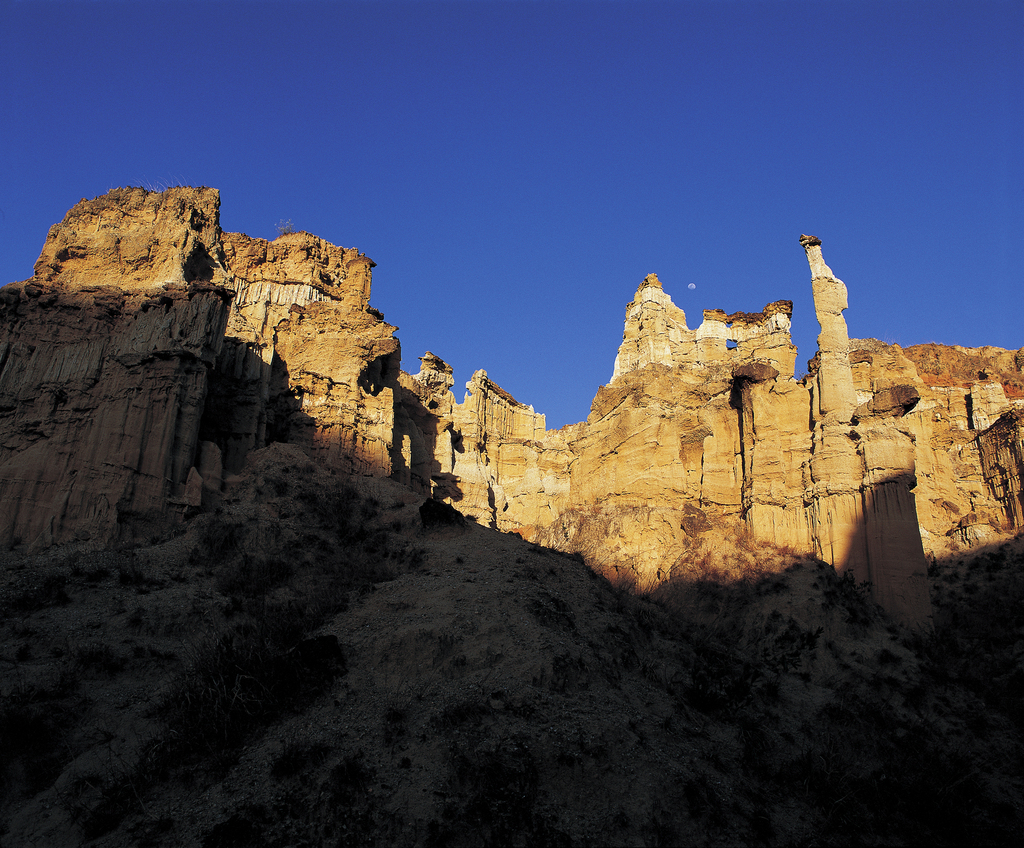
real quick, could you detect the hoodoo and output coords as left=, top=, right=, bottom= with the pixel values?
left=2, top=188, right=1023, bottom=628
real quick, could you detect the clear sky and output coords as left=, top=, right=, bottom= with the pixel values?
left=2, top=0, right=1021, bottom=428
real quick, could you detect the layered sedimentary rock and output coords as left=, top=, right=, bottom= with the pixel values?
left=797, top=235, right=930, bottom=627
left=32, top=186, right=228, bottom=292
left=978, top=410, right=1024, bottom=529
left=902, top=342, right=1024, bottom=403
left=204, top=231, right=399, bottom=478
left=0, top=188, right=232, bottom=547
left=0, top=188, right=399, bottom=547
left=4, top=188, right=1022, bottom=630
left=530, top=237, right=933, bottom=625
left=394, top=358, right=573, bottom=530
left=612, top=273, right=797, bottom=379
left=404, top=240, right=1020, bottom=628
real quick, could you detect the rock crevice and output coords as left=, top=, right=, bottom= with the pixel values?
left=3, top=190, right=1022, bottom=630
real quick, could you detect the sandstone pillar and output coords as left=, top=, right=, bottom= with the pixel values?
left=801, top=234, right=857, bottom=422
left=800, top=234, right=931, bottom=629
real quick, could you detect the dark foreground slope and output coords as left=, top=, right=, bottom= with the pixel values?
left=2, top=446, right=1022, bottom=847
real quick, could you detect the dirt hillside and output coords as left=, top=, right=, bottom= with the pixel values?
left=1, top=444, right=1022, bottom=847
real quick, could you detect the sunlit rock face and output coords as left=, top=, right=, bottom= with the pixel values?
left=612, top=272, right=798, bottom=380
left=4, top=188, right=1022, bottom=631
left=32, top=186, right=229, bottom=292
left=394, top=359, right=573, bottom=530
left=795, top=235, right=931, bottom=628
left=411, top=239, right=1021, bottom=629
left=0, top=188, right=233, bottom=548
left=205, top=231, right=399, bottom=479
left=0, top=188, right=399, bottom=548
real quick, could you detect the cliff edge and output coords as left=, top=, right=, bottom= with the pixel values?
left=3, top=189, right=1022, bottom=629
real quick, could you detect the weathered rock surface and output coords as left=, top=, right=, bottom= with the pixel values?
left=395, top=360, right=571, bottom=530
left=4, top=188, right=1022, bottom=630
left=0, top=188, right=232, bottom=548
left=405, top=239, right=1020, bottom=628
left=978, top=410, right=1024, bottom=529
left=0, top=189, right=398, bottom=548
left=206, top=230, right=399, bottom=478
left=32, top=186, right=229, bottom=292
left=902, top=342, right=1024, bottom=402
left=612, top=272, right=797, bottom=379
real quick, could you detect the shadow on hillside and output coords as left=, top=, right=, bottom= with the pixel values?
left=2, top=471, right=1023, bottom=846
left=925, top=531, right=1024, bottom=728
left=603, top=530, right=1024, bottom=845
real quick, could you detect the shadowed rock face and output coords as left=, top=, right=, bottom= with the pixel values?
left=0, top=188, right=233, bottom=548
left=978, top=410, right=1024, bottom=529
left=3, top=190, right=1022, bottom=629
left=0, top=188, right=398, bottom=548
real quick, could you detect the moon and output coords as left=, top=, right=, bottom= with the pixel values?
left=688, top=283, right=696, bottom=290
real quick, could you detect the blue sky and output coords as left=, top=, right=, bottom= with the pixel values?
left=2, top=0, right=1021, bottom=428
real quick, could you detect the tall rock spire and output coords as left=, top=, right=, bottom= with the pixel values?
left=801, top=234, right=857, bottom=421
left=799, top=234, right=932, bottom=629
left=611, top=273, right=690, bottom=380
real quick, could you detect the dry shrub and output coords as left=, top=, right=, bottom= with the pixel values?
left=669, top=533, right=803, bottom=586
left=605, top=566, right=660, bottom=596
left=160, top=621, right=346, bottom=760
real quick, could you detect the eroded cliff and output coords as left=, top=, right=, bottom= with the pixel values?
left=0, top=188, right=399, bottom=548
left=0, top=188, right=232, bottom=548
left=2, top=188, right=1022, bottom=629
left=395, top=238, right=1022, bottom=629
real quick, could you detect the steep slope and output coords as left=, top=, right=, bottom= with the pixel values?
left=1, top=454, right=1021, bottom=847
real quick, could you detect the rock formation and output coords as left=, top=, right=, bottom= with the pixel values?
left=398, top=238, right=1021, bottom=628
left=797, top=235, right=930, bottom=626
left=0, top=188, right=232, bottom=548
left=206, top=230, right=399, bottom=479
left=3, top=188, right=1022, bottom=630
left=978, top=410, right=1024, bottom=529
left=0, top=188, right=399, bottom=548
left=612, top=272, right=797, bottom=379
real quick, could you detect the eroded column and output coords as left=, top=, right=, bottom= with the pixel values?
left=801, top=234, right=857, bottom=422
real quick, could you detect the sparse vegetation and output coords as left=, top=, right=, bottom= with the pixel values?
left=8, top=573, right=71, bottom=611
left=1, top=462, right=1022, bottom=846
left=160, top=622, right=346, bottom=761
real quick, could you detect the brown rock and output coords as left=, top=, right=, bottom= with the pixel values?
left=34, top=186, right=228, bottom=291
left=869, top=384, right=920, bottom=417
left=0, top=188, right=233, bottom=548
left=8, top=190, right=1024, bottom=633
left=977, top=410, right=1024, bottom=528
left=902, top=341, right=1024, bottom=400
left=733, top=362, right=780, bottom=383
left=680, top=503, right=712, bottom=534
